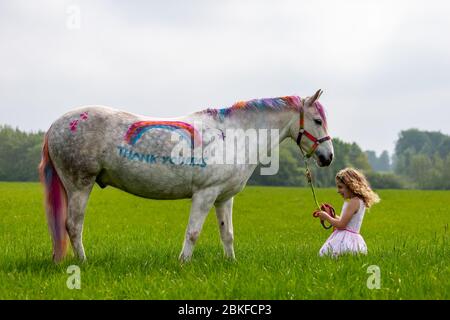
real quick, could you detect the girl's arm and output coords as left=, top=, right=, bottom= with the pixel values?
left=318, top=198, right=360, bottom=229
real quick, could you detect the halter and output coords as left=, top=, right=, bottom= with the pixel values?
left=295, top=100, right=334, bottom=230
left=295, top=102, right=331, bottom=158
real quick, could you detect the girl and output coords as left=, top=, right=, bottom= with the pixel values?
left=317, top=168, right=380, bottom=257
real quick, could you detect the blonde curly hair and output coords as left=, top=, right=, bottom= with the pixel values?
left=335, top=168, right=380, bottom=208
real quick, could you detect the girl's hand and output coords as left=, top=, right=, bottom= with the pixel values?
left=318, top=210, right=329, bottom=220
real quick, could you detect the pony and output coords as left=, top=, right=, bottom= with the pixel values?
left=38, top=89, right=333, bottom=263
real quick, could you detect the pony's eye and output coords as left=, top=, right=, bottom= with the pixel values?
left=314, top=119, right=323, bottom=126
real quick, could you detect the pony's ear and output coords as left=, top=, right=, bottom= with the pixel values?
left=305, top=89, right=323, bottom=107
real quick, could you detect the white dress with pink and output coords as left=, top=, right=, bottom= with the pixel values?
left=319, top=198, right=368, bottom=257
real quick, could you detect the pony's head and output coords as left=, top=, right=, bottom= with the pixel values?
left=289, top=89, right=334, bottom=167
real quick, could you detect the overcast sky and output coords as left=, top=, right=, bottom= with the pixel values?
left=1, top=0, right=449, bottom=156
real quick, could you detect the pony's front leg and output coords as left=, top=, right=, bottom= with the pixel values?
left=179, top=189, right=218, bottom=262
left=215, top=197, right=235, bottom=259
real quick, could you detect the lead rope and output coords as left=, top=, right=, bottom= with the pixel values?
left=302, top=152, right=320, bottom=209
left=300, top=147, right=335, bottom=230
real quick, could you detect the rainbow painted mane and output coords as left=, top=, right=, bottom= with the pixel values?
left=200, top=95, right=327, bottom=128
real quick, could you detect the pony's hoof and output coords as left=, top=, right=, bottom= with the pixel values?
left=225, top=255, right=236, bottom=262
left=78, top=257, right=87, bottom=264
left=52, top=253, right=65, bottom=264
left=178, top=254, right=192, bottom=264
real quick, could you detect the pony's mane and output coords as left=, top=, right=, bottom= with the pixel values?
left=199, top=96, right=300, bottom=119
left=199, top=95, right=328, bottom=128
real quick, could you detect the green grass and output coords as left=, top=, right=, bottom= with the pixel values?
left=0, top=182, right=448, bottom=299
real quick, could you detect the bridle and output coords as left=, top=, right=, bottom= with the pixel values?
left=295, top=102, right=331, bottom=158
left=295, top=100, right=334, bottom=230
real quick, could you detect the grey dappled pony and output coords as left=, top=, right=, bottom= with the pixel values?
left=39, top=90, right=333, bottom=263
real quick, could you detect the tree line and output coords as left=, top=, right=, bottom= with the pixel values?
left=0, top=125, right=448, bottom=189
left=250, top=129, right=450, bottom=190
left=392, top=129, right=450, bottom=189
left=0, top=125, right=44, bottom=181
left=248, top=137, right=404, bottom=189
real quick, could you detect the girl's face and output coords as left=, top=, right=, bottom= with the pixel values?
left=336, top=180, right=353, bottom=199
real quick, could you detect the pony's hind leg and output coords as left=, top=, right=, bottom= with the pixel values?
left=215, top=197, right=235, bottom=259
left=66, top=182, right=95, bottom=262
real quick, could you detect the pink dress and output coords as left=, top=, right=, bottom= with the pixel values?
left=319, top=198, right=368, bottom=257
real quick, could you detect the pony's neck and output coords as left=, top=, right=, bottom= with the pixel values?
left=219, top=108, right=298, bottom=175
left=196, top=96, right=302, bottom=146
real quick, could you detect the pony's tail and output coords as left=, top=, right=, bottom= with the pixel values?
left=38, top=132, right=69, bottom=263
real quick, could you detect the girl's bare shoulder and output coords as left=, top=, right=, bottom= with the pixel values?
left=348, top=197, right=361, bottom=213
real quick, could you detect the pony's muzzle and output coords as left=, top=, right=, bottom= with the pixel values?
left=318, top=152, right=333, bottom=167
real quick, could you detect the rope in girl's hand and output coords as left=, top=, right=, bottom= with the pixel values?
left=302, top=156, right=336, bottom=230
left=313, top=203, right=336, bottom=230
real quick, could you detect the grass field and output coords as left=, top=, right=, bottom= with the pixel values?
left=0, top=182, right=448, bottom=299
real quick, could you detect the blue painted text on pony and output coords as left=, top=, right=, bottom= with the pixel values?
left=117, top=146, right=207, bottom=167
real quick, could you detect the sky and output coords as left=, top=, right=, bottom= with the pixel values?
left=1, top=0, right=449, bottom=156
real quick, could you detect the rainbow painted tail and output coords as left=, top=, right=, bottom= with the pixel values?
left=38, top=133, right=69, bottom=262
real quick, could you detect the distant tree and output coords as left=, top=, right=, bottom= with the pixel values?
left=0, top=125, right=44, bottom=181
left=379, top=151, right=391, bottom=172
left=367, top=150, right=391, bottom=172
left=409, top=154, right=432, bottom=188
left=365, top=150, right=378, bottom=170
left=443, top=154, right=450, bottom=189
left=394, top=129, right=450, bottom=189
left=438, top=138, right=450, bottom=157
left=395, top=129, right=431, bottom=155
left=364, top=171, right=407, bottom=189
left=250, top=137, right=371, bottom=187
